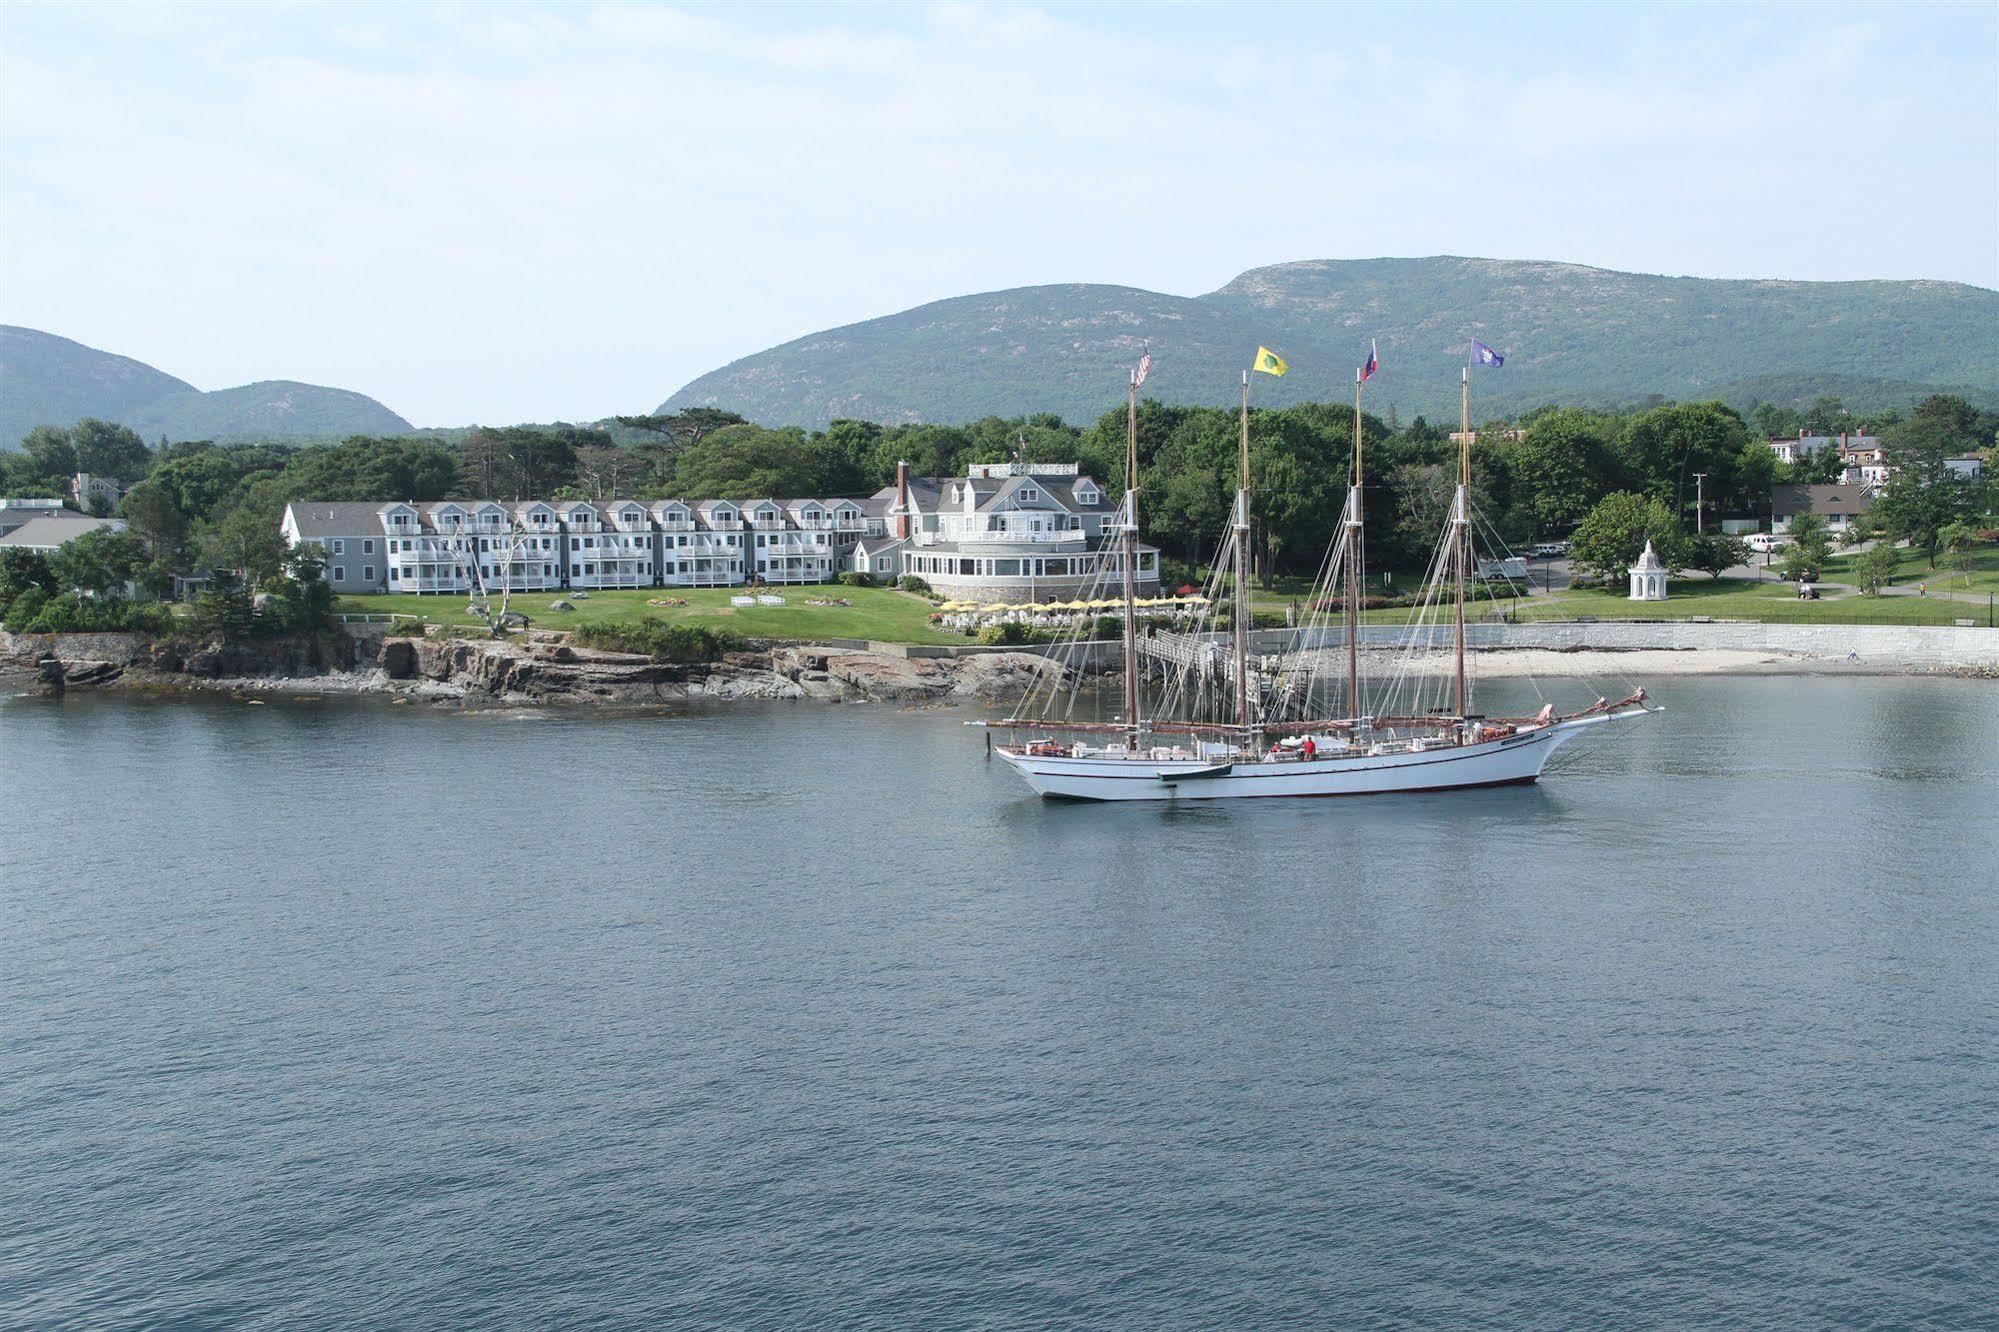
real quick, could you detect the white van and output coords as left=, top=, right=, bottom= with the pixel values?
left=1746, top=533, right=1789, bottom=553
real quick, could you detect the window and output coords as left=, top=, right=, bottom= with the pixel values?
left=363, top=565, right=374, bottom=581
left=363, top=539, right=375, bottom=554
left=1019, top=487, right=1039, bottom=501
left=332, top=566, right=346, bottom=581
left=389, top=568, right=400, bottom=581
left=331, top=539, right=345, bottom=555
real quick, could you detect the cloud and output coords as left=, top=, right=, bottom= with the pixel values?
left=2, top=1, right=1992, bottom=425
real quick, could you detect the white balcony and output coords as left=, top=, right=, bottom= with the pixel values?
left=944, top=527, right=1087, bottom=544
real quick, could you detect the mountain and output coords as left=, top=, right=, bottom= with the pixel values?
left=661, top=257, right=1999, bottom=428
left=0, top=326, right=411, bottom=448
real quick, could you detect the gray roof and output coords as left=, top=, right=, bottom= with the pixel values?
left=1772, top=484, right=1874, bottom=517
left=284, top=502, right=387, bottom=538
left=0, top=515, right=127, bottom=549
left=853, top=535, right=909, bottom=555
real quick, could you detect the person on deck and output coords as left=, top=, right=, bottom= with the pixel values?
left=1302, top=736, right=1317, bottom=761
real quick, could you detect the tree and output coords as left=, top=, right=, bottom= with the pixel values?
left=1854, top=541, right=1900, bottom=595
left=1802, top=397, right=1847, bottom=435
left=1938, top=522, right=1980, bottom=587
left=19, top=425, right=79, bottom=480
left=1570, top=492, right=1688, bottom=582
left=673, top=424, right=821, bottom=498
left=192, top=571, right=255, bottom=641
left=1686, top=530, right=1749, bottom=579
left=574, top=442, right=639, bottom=500
left=50, top=527, right=148, bottom=597
left=68, top=419, right=154, bottom=480
left=120, top=481, right=191, bottom=564
left=202, top=505, right=288, bottom=587
left=0, top=549, right=59, bottom=606
left=1780, top=512, right=1832, bottom=583
left=1619, top=402, right=1757, bottom=519
left=618, top=406, right=746, bottom=446
left=1512, top=408, right=1619, bottom=532
left=263, top=544, right=337, bottom=634
left=1873, top=395, right=1979, bottom=566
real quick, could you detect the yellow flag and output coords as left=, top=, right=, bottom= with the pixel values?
left=1253, top=345, right=1288, bottom=377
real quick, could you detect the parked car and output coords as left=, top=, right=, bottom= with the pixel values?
left=1746, top=533, right=1789, bottom=553
left=1529, top=542, right=1567, bottom=557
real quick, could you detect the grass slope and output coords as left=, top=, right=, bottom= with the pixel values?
left=338, top=585, right=964, bottom=644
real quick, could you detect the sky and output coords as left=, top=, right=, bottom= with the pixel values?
left=3, top=1, right=1995, bottom=427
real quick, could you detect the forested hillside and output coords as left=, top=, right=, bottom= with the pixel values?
left=0, top=326, right=411, bottom=447
left=663, top=258, right=1999, bottom=428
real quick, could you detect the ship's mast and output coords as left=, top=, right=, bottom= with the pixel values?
left=1348, top=366, right=1364, bottom=721
left=1454, top=366, right=1471, bottom=721
left=1121, top=369, right=1141, bottom=746
left=1235, top=370, right=1253, bottom=737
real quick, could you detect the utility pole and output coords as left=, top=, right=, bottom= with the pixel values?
left=1693, top=473, right=1708, bottom=533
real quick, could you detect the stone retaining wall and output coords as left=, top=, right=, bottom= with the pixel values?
left=1269, top=622, right=1999, bottom=670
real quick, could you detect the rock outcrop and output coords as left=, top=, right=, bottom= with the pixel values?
left=1, top=625, right=1080, bottom=707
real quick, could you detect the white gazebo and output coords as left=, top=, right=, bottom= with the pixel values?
left=1629, top=540, right=1668, bottom=601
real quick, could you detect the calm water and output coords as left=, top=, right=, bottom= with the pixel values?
left=3, top=678, right=1996, bottom=1329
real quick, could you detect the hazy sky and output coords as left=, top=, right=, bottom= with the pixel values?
left=4, top=1, right=1995, bottom=427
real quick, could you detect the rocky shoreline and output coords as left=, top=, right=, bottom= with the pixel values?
left=0, top=626, right=1075, bottom=707
left=5, top=623, right=1992, bottom=708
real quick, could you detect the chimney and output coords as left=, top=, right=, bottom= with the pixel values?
left=894, top=460, right=910, bottom=540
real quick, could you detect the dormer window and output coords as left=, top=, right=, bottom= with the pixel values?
left=1019, top=487, right=1039, bottom=501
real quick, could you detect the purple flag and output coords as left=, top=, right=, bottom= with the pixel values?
left=1473, top=340, right=1504, bottom=367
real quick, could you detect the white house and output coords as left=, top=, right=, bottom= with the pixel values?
left=879, top=461, right=1159, bottom=603
left=278, top=465, right=1143, bottom=600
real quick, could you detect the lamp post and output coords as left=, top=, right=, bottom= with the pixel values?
left=1692, top=473, right=1707, bottom=534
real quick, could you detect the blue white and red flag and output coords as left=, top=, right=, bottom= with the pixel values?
left=1360, top=339, right=1379, bottom=382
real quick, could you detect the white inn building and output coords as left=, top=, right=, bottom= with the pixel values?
left=280, top=462, right=1158, bottom=601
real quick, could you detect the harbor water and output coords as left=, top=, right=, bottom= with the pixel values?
left=3, top=678, right=1996, bottom=1327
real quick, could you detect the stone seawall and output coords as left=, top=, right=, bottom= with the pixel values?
left=1263, top=623, right=1999, bottom=671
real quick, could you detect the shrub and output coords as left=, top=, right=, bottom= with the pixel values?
left=836, top=571, right=877, bottom=588
left=974, top=621, right=1028, bottom=646
left=2, top=585, right=51, bottom=628
left=896, top=574, right=933, bottom=595
left=574, top=618, right=745, bottom=663
left=18, top=594, right=176, bottom=636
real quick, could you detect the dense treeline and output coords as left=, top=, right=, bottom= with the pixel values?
left=2, top=392, right=1992, bottom=603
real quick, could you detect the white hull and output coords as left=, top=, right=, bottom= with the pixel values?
left=995, top=710, right=1648, bottom=802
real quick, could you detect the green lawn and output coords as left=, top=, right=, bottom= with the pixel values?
left=1818, top=542, right=1999, bottom=597
left=335, top=586, right=966, bottom=644
left=1521, top=577, right=1995, bottom=626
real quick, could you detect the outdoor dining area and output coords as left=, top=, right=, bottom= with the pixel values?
left=929, top=594, right=1210, bottom=634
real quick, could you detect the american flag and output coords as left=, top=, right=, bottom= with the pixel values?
left=1134, top=352, right=1151, bottom=387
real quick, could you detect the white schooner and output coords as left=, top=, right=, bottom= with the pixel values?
left=982, top=345, right=1657, bottom=802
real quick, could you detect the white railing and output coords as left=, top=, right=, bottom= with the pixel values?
left=944, top=528, right=1087, bottom=545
